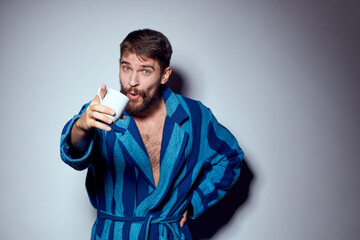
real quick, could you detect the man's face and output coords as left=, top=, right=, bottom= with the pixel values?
left=119, top=52, right=163, bottom=116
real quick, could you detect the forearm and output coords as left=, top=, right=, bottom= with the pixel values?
left=60, top=114, right=97, bottom=171
left=70, top=119, right=94, bottom=152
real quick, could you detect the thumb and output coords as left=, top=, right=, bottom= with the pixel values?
left=92, top=84, right=107, bottom=105
left=99, top=84, right=107, bottom=99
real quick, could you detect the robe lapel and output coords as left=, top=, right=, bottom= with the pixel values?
left=114, top=115, right=155, bottom=188
left=159, top=116, right=189, bottom=188
left=136, top=103, right=190, bottom=214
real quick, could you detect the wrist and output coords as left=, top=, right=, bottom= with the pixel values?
left=74, top=118, right=92, bottom=136
left=70, top=119, right=93, bottom=152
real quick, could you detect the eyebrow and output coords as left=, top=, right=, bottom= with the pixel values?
left=120, top=60, right=155, bottom=70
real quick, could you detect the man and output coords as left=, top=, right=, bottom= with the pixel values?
left=60, top=29, right=244, bottom=240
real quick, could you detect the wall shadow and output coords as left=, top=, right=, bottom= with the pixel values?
left=187, top=159, right=254, bottom=239
left=167, top=69, right=255, bottom=239
left=166, top=69, right=187, bottom=95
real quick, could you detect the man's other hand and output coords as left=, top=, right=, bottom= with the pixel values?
left=180, top=210, right=188, bottom=228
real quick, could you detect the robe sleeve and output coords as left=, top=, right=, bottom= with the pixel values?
left=60, top=102, right=99, bottom=171
left=190, top=108, right=244, bottom=219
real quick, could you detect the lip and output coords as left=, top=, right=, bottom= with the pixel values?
left=127, top=92, right=140, bottom=101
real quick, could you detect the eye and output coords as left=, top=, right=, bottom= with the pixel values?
left=123, top=66, right=131, bottom=71
left=143, top=70, right=150, bottom=74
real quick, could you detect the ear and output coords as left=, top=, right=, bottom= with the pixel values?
left=160, top=67, right=172, bottom=84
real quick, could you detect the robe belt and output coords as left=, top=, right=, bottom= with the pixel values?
left=97, top=210, right=183, bottom=240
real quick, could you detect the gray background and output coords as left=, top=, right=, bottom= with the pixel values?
left=1, top=0, right=359, bottom=239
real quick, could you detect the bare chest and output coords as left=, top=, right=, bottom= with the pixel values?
left=140, top=128, right=163, bottom=166
left=136, top=120, right=164, bottom=186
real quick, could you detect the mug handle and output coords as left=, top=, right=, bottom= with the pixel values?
left=97, top=87, right=106, bottom=104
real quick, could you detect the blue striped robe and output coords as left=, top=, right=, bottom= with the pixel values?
left=60, top=86, right=244, bottom=240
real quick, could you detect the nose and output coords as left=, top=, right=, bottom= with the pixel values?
left=128, top=72, right=139, bottom=87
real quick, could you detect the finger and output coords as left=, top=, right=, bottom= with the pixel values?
left=91, top=119, right=112, bottom=131
left=90, top=104, right=116, bottom=116
left=90, top=85, right=107, bottom=105
left=180, top=217, right=185, bottom=228
left=180, top=211, right=187, bottom=228
left=90, top=111, right=114, bottom=125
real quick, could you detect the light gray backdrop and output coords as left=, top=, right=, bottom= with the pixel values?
left=1, top=0, right=359, bottom=239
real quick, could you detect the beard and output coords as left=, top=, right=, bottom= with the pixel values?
left=120, top=84, right=161, bottom=116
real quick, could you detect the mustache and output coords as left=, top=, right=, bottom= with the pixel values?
left=121, top=87, right=147, bottom=98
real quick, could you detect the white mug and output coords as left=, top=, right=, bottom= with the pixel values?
left=97, top=87, right=129, bottom=123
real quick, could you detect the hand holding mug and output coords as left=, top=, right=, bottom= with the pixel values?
left=75, top=84, right=116, bottom=133
left=96, top=86, right=129, bottom=123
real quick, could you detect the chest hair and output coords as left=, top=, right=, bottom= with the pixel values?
left=137, top=120, right=164, bottom=186
left=141, top=133, right=162, bottom=170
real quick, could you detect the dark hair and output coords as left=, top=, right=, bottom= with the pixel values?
left=120, top=29, right=173, bottom=73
